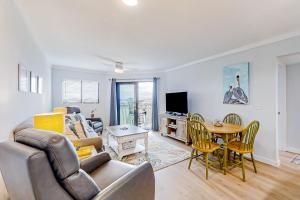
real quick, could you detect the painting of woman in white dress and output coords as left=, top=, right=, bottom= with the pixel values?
left=223, top=63, right=249, bottom=105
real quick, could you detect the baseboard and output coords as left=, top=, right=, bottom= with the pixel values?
left=284, top=147, right=300, bottom=154
left=244, top=154, right=280, bottom=167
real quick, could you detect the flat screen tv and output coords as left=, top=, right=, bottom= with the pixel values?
left=166, top=92, right=188, bottom=114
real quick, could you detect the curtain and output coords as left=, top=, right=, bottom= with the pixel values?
left=152, top=77, right=159, bottom=131
left=109, top=78, right=118, bottom=126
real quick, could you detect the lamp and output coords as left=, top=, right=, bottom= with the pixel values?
left=34, top=113, right=65, bottom=134
left=114, top=62, right=124, bottom=73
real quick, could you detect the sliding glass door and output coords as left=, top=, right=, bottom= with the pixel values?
left=117, top=81, right=153, bottom=129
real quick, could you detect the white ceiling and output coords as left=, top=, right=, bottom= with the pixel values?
left=14, top=0, right=300, bottom=72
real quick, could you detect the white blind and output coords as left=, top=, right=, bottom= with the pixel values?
left=82, top=81, right=99, bottom=103
left=62, top=80, right=81, bottom=103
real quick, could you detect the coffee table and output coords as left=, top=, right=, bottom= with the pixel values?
left=106, top=125, right=148, bottom=160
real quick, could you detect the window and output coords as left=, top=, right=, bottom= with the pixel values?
left=62, top=80, right=99, bottom=103
left=82, top=81, right=99, bottom=103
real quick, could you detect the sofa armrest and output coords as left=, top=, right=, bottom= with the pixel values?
left=80, top=152, right=111, bottom=173
left=72, top=137, right=103, bottom=152
left=92, top=162, right=155, bottom=200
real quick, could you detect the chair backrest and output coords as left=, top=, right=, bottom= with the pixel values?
left=240, top=121, right=260, bottom=152
left=190, top=113, right=205, bottom=122
left=0, top=142, right=73, bottom=200
left=1, top=128, right=101, bottom=200
left=189, top=120, right=213, bottom=150
left=223, top=113, right=242, bottom=125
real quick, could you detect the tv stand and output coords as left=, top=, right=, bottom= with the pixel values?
left=159, top=114, right=190, bottom=145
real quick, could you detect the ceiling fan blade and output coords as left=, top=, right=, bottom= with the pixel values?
left=95, top=54, right=117, bottom=63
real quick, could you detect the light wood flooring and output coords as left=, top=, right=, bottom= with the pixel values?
left=155, top=133, right=300, bottom=200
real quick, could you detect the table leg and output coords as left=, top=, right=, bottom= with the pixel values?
left=117, top=140, right=123, bottom=160
left=223, top=134, right=228, bottom=175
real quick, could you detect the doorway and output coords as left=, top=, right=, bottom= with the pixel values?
left=277, top=53, right=300, bottom=157
left=116, top=81, right=153, bottom=129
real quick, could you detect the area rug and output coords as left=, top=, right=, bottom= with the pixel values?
left=290, top=155, right=300, bottom=165
left=104, top=133, right=190, bottom=171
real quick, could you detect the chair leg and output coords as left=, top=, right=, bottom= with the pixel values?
left=216, top=150, right=222, bottom=169
left=241, top=154, right=246, bottom=182
left=233, top=152, right=236, bottom=161
left=205, top=153, right=209, bottom=180
left=251, top=153, right=257, bottom=173
left=228, top=150, right=231, bottom=161
left=188, top=149, right=195, bottom=169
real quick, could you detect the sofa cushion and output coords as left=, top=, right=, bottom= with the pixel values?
left=90, top=160, right=135, bottom=189
left=92, top=121, right=102, bottom=129
left=15, top=128, right=80, bottom=180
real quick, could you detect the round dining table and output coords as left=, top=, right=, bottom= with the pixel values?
left=204, top=122, right=245, bottom=175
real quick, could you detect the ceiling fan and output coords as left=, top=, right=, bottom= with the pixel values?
left=95, top=55, right=136, bottom=73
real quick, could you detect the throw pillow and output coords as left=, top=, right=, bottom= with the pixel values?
left=65, top=124, right=79, bottom=141
left=74, top=121, right=87, bottom=139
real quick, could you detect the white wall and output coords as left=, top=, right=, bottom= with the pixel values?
left=0, top=0, right=51, bottom=140
left=286, top=63, right=300, bottom=153
left=165, top=36, right=300, bottom=166
left=52, top=66, right=166, bottom=126
left=0, top=0, right=50, bottom=199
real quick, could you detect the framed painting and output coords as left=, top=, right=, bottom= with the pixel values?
left=30, top=72, right=38, bottom=93
left=18, top=64, right=30, bottom=92
left=38, top=76, right=43, bottom=94
left=223, top=62, right=249, bottom=105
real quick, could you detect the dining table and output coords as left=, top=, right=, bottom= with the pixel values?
left=204, top=122, right=245, bottom=175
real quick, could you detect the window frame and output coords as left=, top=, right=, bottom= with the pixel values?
left=82, top=80, right=100, bottom=104
left=62, top=79, right=100, bottom=104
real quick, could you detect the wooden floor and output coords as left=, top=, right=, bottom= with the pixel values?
left=1, top=133, right=300, bottom=200
left=155, top=134, right=300, bottom=200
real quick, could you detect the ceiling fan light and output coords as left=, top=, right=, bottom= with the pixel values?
left=115, top=62, right=124, bottom=73
left=122, top=0, right=138, bottom=6
left=114, top=68, right=124, bottom=73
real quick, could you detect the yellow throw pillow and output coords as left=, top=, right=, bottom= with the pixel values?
left=74, top=121, right=87, bottom=139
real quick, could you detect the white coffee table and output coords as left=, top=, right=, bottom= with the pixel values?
left=106, top=125, right=148, bottom=160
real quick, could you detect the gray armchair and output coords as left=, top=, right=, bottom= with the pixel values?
left=0, top=128, right=155, bottom=200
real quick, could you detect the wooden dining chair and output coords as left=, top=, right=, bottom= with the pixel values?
left=225, top=113, right=242, bottom=141
left=190, top=113, right=205, bottom=122
left=187, top=113, right=206, bottom=156
left=214, top=113, right=242, bottom=143
left=227, top=120, right=260, bottom=182
left=188, top=120, right=221, bottom=180
left=223, top=113, right=242, bottom=125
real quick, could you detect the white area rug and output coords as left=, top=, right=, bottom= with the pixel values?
left=104, top=133, right=190, bottom=171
